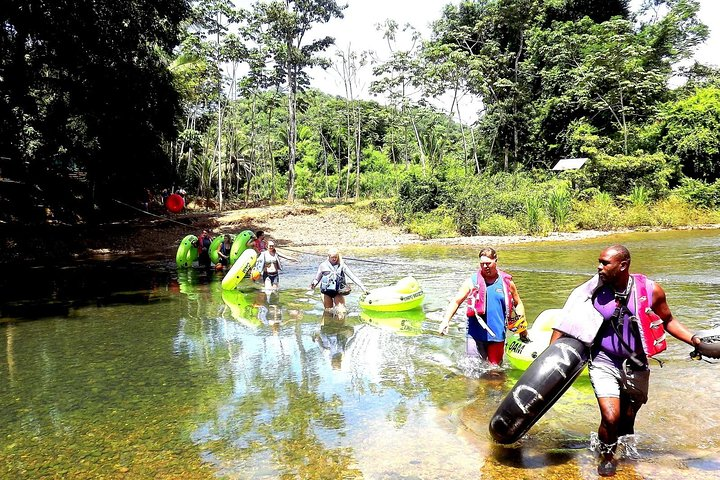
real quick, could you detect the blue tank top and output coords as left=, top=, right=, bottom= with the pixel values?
left=591, top=284, right=647, bottom=368
left=467, top=275, right=506, bottom=343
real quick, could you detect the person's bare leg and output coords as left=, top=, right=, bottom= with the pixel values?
left=597, top=396, right=621, bottom=476
left=333, top=295, right=347, bottom=317
left=617, top=395, right=642, bottom=459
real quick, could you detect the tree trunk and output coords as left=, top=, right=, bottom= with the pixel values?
left=354, top=105, right=361, bottom=200
left=410, top=114, right=426, bottom=174
left=216, top=9, right=223, bottom=211
left=286, top=55, right=297, bottom=202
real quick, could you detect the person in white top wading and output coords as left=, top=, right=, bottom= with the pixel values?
left=258, top=241, right=282, bottom=290
left=309, top=247, right=368, bottom=312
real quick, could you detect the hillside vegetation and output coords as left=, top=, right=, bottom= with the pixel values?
left=2, top=0, right=720, bottom=238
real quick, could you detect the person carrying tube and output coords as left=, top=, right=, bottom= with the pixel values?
left=217, top=234, right=233, bottom=269
left=195, top=229, right=212, bottom=268
left=550, top=244, right=702, bottom=477
left=438, top=247, right=528, bottom=366
left=309, top=247, right=368, bottom=312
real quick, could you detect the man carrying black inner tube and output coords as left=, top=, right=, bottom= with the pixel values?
left=550, top=244, right=701, bottom=477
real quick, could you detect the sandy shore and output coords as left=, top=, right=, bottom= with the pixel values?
left=212, top=204, right=618, bottom=249
left=15, top=203, right=713, bottom=264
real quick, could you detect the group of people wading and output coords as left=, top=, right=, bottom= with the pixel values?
left=439, top=244, right=701, bottom=477
left=195, top=228, right=368, bottom=309
left=195, top=229, right=285, bottom=290
left=192, top=230, right=703, bottom=476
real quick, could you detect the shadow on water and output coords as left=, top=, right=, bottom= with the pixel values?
left=0, top=259, right=220, bottom=321
left=490, top=443, right=576, bottom=469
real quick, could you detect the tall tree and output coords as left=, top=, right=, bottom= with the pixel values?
left=370, top=20, right=426, bottom=171
left=658, top=86, right=720, bottom=180
left=425, top=0, right=706, bottom=167
left=241, top=0, right=345, bottom=202
left=333, top=46, right=369, bottom=199
left=181, top=0, right=240, bottom=209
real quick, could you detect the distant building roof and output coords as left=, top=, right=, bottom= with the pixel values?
left=551, top=158, right=589, bottom=171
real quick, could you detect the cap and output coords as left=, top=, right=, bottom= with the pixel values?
left=268, top=241, right=276, bottom=247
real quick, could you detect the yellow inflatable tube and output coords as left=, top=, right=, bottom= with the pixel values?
left=505, top=308, right=589, bottom=376
left=222, top=248, right=257, bottom=290
left=359, top=276, right=425, bottom=312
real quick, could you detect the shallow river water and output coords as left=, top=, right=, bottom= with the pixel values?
left=1, top=229, right=719, bottom=479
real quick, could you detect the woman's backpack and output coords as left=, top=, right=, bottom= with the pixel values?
left=320, top=270, right=341, bottom=295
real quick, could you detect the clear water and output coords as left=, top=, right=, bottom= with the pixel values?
left=1, top=230, right=719, bottom=479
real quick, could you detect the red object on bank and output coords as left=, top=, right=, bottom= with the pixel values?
left=166, top=193, right=185, bottom=213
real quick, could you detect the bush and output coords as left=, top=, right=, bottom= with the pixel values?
left=444, top=171, right=545, bottom=235
left=405, top=207, right=457, bottom=239
left=570, top=193, right=720, bottom=230
left=650, top=196, right=720, bottom=227
left=344, top=199, right=399, bottom=228
left=625, top=185, right=650, bottom=208
left=477, top=214, right=523, bottom=236
left=547, top=185, right=573, bottom=231
left=362, top=146, right=392, bottom=173
left=572, top=152, right=678, bottom=199
left=360, top=171, right=398, bottom=198
left=672, top=177, right=720, bottom=209
left=396, top=172, right=448, bottom=219
left=294, top=164, right=316, bottom=202
left=616, top=205, right=657, bottom=228
left=357, top=198, right=398, bottom=224
left=571, top=192, right=622, bottom=230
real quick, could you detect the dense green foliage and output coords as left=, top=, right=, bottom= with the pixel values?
left=1, top=0, right=189, bottom=221
left=2, top=0, right=720, bottom=235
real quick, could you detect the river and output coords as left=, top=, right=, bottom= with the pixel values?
left=1, top=229, right=719, bottom=479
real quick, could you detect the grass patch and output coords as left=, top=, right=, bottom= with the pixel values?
left=406, top=208, right=458, bottom=239
left=477, top=215, right=523, bottom=236
left=331, top=199, right=399, bottom=229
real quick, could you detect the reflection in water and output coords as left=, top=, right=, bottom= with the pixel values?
left=1, top=230, right=720, bottom=478
left=313, top=311, right=356, bottom=369
left=359, top=308, right=425, bottom=336
left=184, top=295, right=363, bottom=478
left=4, top=324, right=15, bottom=382
left=255, top=289, right=283, bottom=331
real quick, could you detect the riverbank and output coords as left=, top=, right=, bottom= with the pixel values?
left=176, top=204, right=720, bottom=248
left=105, top=204, right=620, bottom=259
left=3, top=203, right=719, bottom=264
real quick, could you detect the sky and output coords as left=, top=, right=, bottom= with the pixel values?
left=304, top=0, right=720, bottom=120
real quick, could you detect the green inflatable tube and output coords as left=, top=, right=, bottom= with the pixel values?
left=209, top=234, right=234, bottom=264
left=230, top=230, right=255, bottom=264
left=176, top=234, right=198, bottom=268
